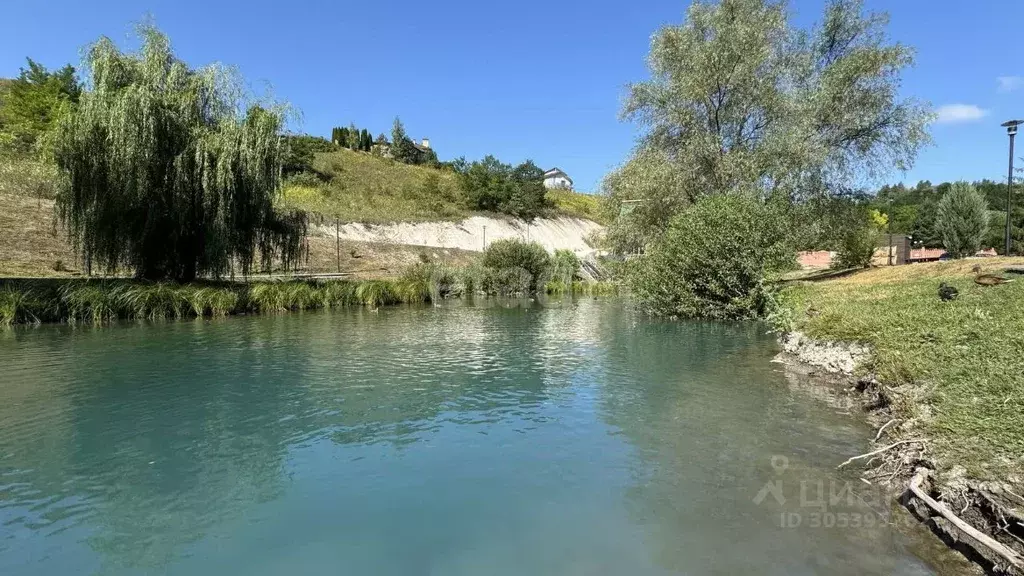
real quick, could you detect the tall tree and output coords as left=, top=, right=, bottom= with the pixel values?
left=360, top=128, right=371, bottom=151
left=390, top=116, right=417, bottom=163
left=0, top=58, right=81, bottom=152
left=604, top=0, right=931, bottom=253
left=935, top=181, right=988, bottom=258
left=347, top=122, right=359, bottom=150
left=50, top=25, right=306, bottom=281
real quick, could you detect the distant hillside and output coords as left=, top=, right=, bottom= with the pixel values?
left=279, top=148, right=608, bottom=225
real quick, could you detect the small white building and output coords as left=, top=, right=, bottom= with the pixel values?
left=543, top=167, right=573, bottom=190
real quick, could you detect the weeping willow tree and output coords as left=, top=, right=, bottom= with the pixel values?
left=50, top=25, right=306, bottom=281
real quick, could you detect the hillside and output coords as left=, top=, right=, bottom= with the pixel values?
left=0, top=150, right=606, bottom=278
left=279, top=148, right=608, bottom=225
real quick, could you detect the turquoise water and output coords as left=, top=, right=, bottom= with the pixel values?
left=0, top=299, right=936, bottom=575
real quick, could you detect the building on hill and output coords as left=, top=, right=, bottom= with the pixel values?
left=543, top=168, right=573, bottom=190
left=372, top=137, right=433, bottom=163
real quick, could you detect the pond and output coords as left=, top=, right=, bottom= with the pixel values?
left=0, top=299, right=944, bottom=575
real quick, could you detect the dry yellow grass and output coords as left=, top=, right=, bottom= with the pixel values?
left=0, top=192, right=78, bottom=277
left=0, top=190, right=479, bottom=279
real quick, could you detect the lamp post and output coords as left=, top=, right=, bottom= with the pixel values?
left=1001, top=120, right=1023, bottom=255
left=887, top=197, right=894, bottom=266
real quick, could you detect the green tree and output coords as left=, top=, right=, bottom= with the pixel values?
left=0, top=58, right=81, bottom=152
left=50, top=25, right=306, bottom=281
left=360, top=128, right=371, bottom=151
left=833, top=208, right=885, bottom=269
left=935, top=181, right=988, bottom=259
left=604, top=0, right=931, bottom=253
left=459, top=156, right=550, bottom=219
left=629, top=193, right=794, bottom=320
left=347, top=122, right=359, bottom=150
left=390, top=117, right=417, bottom=163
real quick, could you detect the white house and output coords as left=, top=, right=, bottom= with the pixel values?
left=543, top=167, right=573, bottom=190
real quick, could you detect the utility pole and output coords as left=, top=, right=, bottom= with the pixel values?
left=887, top=198, right=894, bottom=266
left=1001, top=120, right=1022, bottom=255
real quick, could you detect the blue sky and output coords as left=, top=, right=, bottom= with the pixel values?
left=1, top=0, right=1022, bottom=192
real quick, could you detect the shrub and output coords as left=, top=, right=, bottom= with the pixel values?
left=481, top=239, right=551, bottom=293
left=833, top=210, right=883, bottom=269
left=629, top=194, right=793, bottom=320
left=550, top=249, right=581, bottom=285
left=936, top=181, right=989, bottom=258
left=484, top=267, right=533, bottom=296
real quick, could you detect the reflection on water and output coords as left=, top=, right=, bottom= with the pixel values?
left=0, top=299, right=935, bottom=575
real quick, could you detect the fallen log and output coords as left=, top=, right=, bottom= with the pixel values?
left=909, top=472, right=1024, bottom=572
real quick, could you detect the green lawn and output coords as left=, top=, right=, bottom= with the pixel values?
left=781, top=258, right=1024, bottom=479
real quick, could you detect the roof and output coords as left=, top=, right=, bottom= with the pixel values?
left=543, top=167, right=573, bottom=184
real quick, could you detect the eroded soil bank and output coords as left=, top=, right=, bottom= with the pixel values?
left=777, top=331, right=1024, bottom=575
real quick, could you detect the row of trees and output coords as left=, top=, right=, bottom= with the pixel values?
left=608, top=0, right=933, bottom=319
left=331, top=124, right=374, bottom=152
left=870, top=179, right=1024, bottom=253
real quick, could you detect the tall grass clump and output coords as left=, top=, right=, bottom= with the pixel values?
left=355, top=280, right=400, bottom=307
left=399, top=263, right=461, bottom=302
left=249, top=282, right=289, bottom=313
left=181, top=286, right=239, bottom=316
left=60, top=282, right=123, bottom=324
left=118, top=283, right=186, bottom=320
left=0, top=286, right=41, bottom=325
left=313, top=281, right=358, bottom=308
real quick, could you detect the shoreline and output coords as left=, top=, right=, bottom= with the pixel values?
left=777, top=331, right=1024, bottom=575
left=0, top=275, right=618, bottom=327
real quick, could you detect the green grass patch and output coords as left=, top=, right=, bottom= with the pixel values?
left=779, top=258, right=1024, bottom=479
left=546, top=188, right=609, bottom=224
left=278, top=148, right=607, bottom=225
left=278, top=149, right=468, bottom=223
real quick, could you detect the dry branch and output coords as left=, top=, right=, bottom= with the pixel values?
left=837, top=439, right=927, bottom=470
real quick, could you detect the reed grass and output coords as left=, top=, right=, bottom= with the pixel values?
left=0, top=263, right=619, bottom=326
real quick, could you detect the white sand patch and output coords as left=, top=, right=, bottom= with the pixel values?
left=312, top=215, right=603, bottom=256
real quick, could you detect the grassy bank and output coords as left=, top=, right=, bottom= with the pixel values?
left=280, top=148, right=609, bottom=224
left=778, top=258, right=1024, bottom=479
left=0, top=271, right=619, bottom=326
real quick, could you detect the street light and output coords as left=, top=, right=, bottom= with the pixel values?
left=1001, top=119, right=1023, bottom=255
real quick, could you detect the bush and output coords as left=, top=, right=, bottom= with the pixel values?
left=550, top=250, right=581, bottom=285
left=936, top=181, right=989, bottom=258
left=833, top=210, right=883, bottom=269
left=629, top=194, right=793, bottom=320
left=481, top=239, right=551, bottom=293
